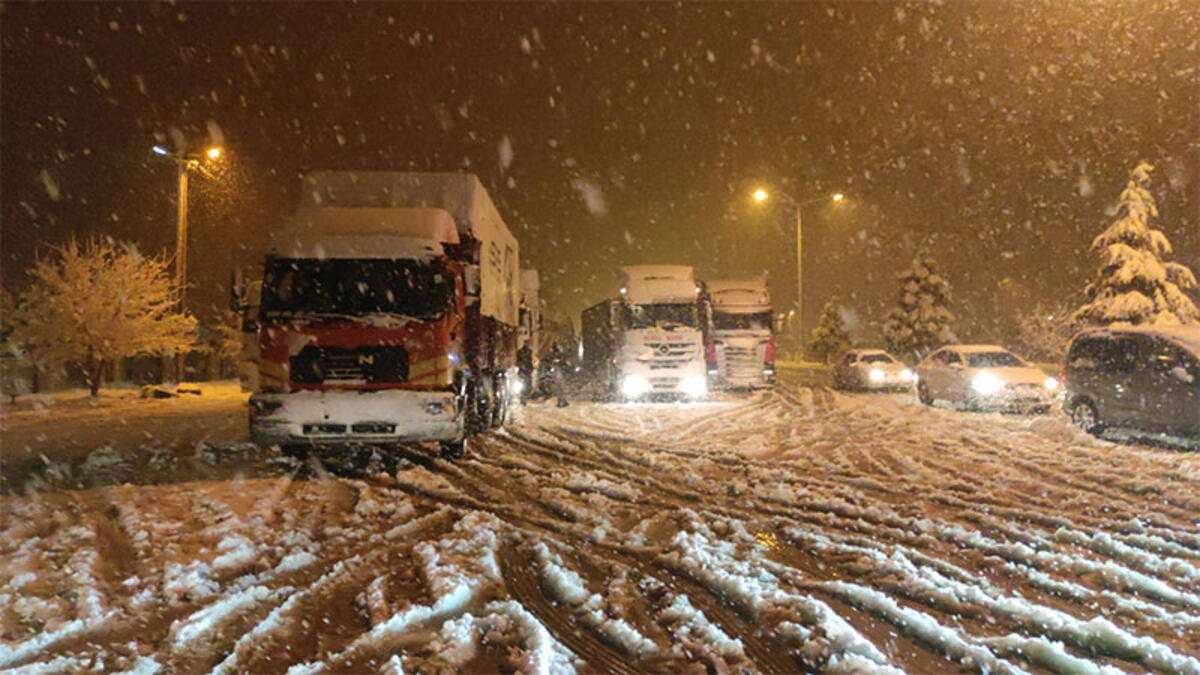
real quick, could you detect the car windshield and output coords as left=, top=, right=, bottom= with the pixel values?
left=260, top=258, right=450, bottom=320
left=967, top=351, right=1025, bottom=368
left=860, top=354, right=895, bottom=364
left=626, top=303, right=699, bottom=329
left=712, top=310, right=771, bottom=331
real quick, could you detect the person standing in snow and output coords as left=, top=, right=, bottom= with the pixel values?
left=549, top=341, right=569, bottom=408
left=516, top=343, right=534, bottom=404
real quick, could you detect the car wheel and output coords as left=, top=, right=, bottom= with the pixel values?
left=1070, top=399, right=1103, bottom=435
left=439, top=437, right=467, bottom=459
left=917, top=381, right=933, bottom=406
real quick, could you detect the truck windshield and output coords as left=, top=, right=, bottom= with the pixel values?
left=712, top=311, right=771, bottom=331
left=261, top=258, right=450, bottom=320
left=627, top=303, right=698, bottom=329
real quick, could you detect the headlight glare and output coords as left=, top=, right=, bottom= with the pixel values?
left=681, top=375, right=707, bottom=398
left=900, top=368, right=913, bottom=381
left=1043, top=377, right=1058, bottom=391
left=868, top=368, right=885, bottom=382
left=621, top=375, right=650, bottom=398
left=971, top=372, right=1005, bottom=396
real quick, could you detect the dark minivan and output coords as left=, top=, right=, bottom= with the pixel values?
left=1064, top=325, right=1200, bottom=438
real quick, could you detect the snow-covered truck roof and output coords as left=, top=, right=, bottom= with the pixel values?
left=618, top=265, right=698, bottom=305
left=297, top=171, right=519, bottom=326
left=706, top=278, right=770, bottom=312
left=270, top=207, right=458, bottom=261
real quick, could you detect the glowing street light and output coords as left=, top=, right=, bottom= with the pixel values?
left=750, top=187, right=846, bottom=350
left=150, top=143, right=226, bottom=383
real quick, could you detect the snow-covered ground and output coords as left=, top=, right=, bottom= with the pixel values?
left=2, top=381, right=1198, bottom=673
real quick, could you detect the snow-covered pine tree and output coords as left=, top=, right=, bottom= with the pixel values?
left=15, top=239, right=197, bottom=396
left=809, top=299, right=851, bottom=364
left=1073, top=161, right=1199, bottom=327
left=882, top=249, right=954, bottom=361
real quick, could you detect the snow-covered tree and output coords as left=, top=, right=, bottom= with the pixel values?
left=809, top=299, right=850, bottom=364
left=1074, top=161, right=1199, bottom=327
left=883, top=249, right=954, bottom=361
left=1017, top=302, right=1074, bottom=362
left=13, top=239, right=197, bottom=396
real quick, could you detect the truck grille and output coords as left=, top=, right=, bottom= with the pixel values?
left=290, top=345, right=409, bottom=384
left=720, top=346, right=764, bottom=379
left=643, top=342, right=695, bottom=369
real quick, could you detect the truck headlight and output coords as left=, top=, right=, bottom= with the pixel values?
left=869, top=368, right=885, bottom=382
left=971, top=372, right=1005, bottom=396
left=900, top=369, right=913, bottom=381
left=621, top=375, right=650, bottom=398
left=511, top=378, right=525, bottom=395
left=250, top=398, right=283, bottom=416
left=1043, top=377, right=1058, bottom=391
left=681, top=375, right=707, bottom=398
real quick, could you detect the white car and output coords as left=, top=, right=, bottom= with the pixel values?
left=914, top=345, right=1057, bottom=413
left=832, top=349, right=913, bottom=391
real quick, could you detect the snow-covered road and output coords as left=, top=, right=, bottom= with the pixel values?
left=2, top=384, right=1198, bottom=673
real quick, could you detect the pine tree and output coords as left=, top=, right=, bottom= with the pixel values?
left=13, top=239, right=198, bottom=396
left=809, top=299, right=850, bottom=364
left=1074, top=161, right=1199, bottom=327
left=883, top=249, right=954, bottom=361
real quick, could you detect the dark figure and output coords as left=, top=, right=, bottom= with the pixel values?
left=516, top=344, right=534, bottom=404
left=550, top=343, right=569, bottom=408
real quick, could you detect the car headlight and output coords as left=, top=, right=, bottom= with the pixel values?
left=511, top=378, right=525, bottom=394
left=868, top=368, right=885, bottom=382
left=621, top=375, right=650, bottom=398
left=900, top=368, right=913, bottom=381
left=681, top=374, right=707, bottom=398
left=1043, top=377, right=1058, bottom=391
left=971, top=372, right=1006, bottom=396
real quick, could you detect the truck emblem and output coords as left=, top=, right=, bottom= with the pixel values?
left=656, top=343, right=671, bottom=356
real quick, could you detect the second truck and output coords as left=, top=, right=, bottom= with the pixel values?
left=582, top=265, right=707, bottom=400
left=238, top=171, right=519, bottom=459
left=704, top=277, right=776, bottom=389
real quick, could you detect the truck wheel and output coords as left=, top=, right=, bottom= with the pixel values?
left=439, top=437, right=467, bottom=459
left=467, top=376, right=495, bottom=434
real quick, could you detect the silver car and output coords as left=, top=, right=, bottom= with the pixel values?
left=915, top=345, right=1057, bottom=413
left=832, top=349, right=913, bottom=391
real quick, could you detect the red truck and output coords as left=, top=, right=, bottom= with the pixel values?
left=236, top=172, right=520, bottom=459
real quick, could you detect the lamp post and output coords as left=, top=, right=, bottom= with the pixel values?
left=152, top=144, right=223, bottom=384
left=751, top=188, right=844, bottom=353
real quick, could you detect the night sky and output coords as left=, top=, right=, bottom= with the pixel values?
left=3, top=1, right=1197, bottom=342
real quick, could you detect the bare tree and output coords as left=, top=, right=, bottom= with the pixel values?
left=14, top=239, right=197, bottom=396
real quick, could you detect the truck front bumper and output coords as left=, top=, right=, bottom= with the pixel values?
left=618, top=361, right=708, bottom=399
left=250, top=389, right=461, bottom=446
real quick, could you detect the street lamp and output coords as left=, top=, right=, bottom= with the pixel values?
left=750, top=187, right=846, bottom=352
left=151, top=143, right=225, bottom=384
